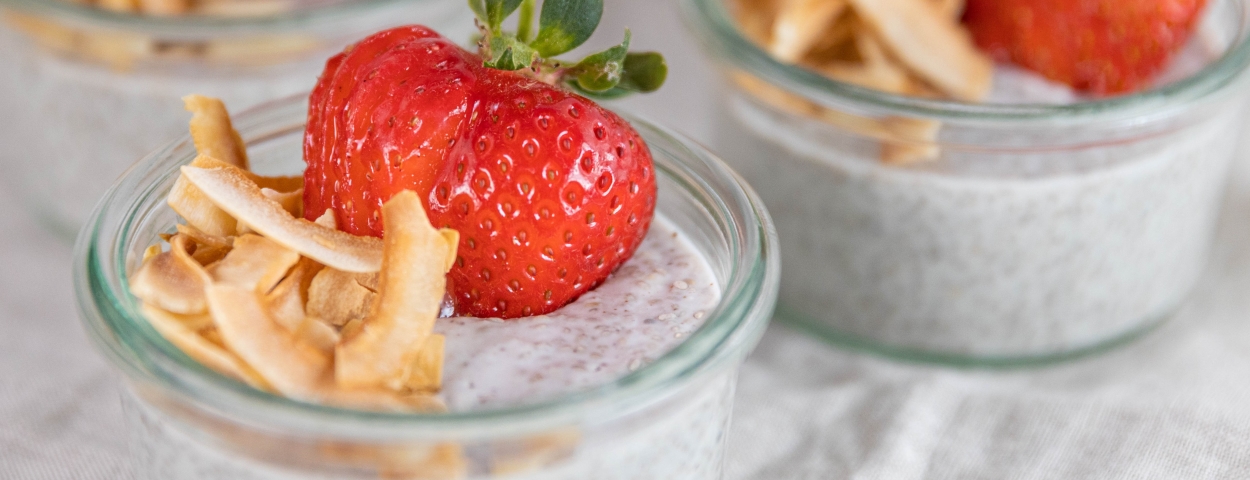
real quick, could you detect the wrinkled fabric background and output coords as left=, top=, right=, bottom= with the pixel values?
left=5, top=0, right=1250, bottom=478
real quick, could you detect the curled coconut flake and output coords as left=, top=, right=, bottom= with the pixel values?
left=179, top=165, right=383, bottom=273
left=209, top=233, right=300, bottom=293
left=129, top=234, right=211, bottom=314
left=184, top=94, right=249, bottom=169
left=335, top=191, right=458, bottom=391
left=207, top=283, right=329, bottom=399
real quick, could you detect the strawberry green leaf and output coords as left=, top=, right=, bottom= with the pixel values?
left=529, top=0, right=603, bottom=57
left=484, top=36, right=537, bottom=71
left=470, top=0, right=524, bottom=33
left=570, top=30, right=630, bottom=92
left=616, top=52, right=667, bottom=93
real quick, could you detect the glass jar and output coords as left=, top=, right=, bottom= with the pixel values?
left=73, top=95, right=779, bottom=479
left=683, top=0, right=1250, bottom=365
left=0, top=0, right=473, bottom=237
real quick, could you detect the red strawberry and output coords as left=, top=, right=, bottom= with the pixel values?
left=962, top=0, right=1208, bottom=95
left=304, top=26, right=658, bottom=319
left=304, top=25, right=480, bottom=235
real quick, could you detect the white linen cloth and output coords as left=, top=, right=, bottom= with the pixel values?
left=4, top=1, right=1250, bottom=478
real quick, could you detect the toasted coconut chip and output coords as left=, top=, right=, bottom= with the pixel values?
left=157, top=308, right=214, bottom=331
left=318, top=386, right=448, bottom=413
left=201, top=326, right=227, bottom=348
left=339, top=317, right=365, bottom=341
left=190, top=244, right=231, bottom=266
left=736, top=72, right=877, bottom=134
left=79, top=29, right=151, bottom=71
left=196, top=0, right=293, bottom=17
left=264, top=258, right=322, bottom=331
left=184, top=95, right=249, bottom=169
left=378, top=443, right=468, bottom=480
left=770, top=0, right=847, bottom=63
left=252, top=174, right=304, bottom=193
left=355, top=271, right=380, bottom=292
left=336, top=191, right=458, bottom=390
left=735, top=72, right=940, bottom=163
left=734, top=0, right=780, bottom=45
left=294, top=317, right=339, bottom=356
left=142, top=244, right=161, bottom=262
left=933, top=0, right=965, bottom=19
left=176, top=223, right=233, bottom=249
left=262, top=187, right=304, bottom=218
left=139, top=0, right=190, bottom=16
left=290, top=257, right=324, bottom=297
left=189, top=155, right=304, bottom=193
left=404, top=334, right=444, bottom=394
left=491, top=430, right=581, bottom=476
left=313, top=209, right=337, bottom=229
left=820, top=62, right=910, bottom=93
left=265, top=280, right=305, bottom=330
left=847, top=0, right=991, bottom=101
left=733, top=72, right=819, bottom=117
left=209, top=234, right=300, bottom=293
left=207, top=284, right=329, bottom=398
left=5, top=12, right=78, bottom=54
left=98, top=0, right=138, bottom=13
left=819, top=32, right=911, bottom=94
left=307, top=267, right=377, bottom=327
left=169, top=156, right=240, bottom=237
left=130, top=234, right=211, bottom=314
left=315, top=440, right=464, bottom=480
left=140, top=303, right=268, bottom=389
left=206, top=35, right=321, bottom=66
left=180, top=165, right=383, bottom=273
left=880, top=117, right=941, bottom=164
left=798, top=12, right=859, bottom=65
left=902, top=75, right=946, bottom=98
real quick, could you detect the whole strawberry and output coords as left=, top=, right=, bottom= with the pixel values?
left=962, top=0, right=1208, bottom=95
left=304, top=0, right=667, bottom=319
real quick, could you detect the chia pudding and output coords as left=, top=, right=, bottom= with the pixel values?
left=437, top=218, right=722, bottom=411
left=124, top=217, right=734, bottom=479
left=0, top=0, right=471, bottom=235
left=74, top=95, right=780, bottom=479
left=687, top=0, right=1250, bottom=360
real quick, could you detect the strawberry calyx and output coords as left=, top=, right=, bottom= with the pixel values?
left=470, top=0, right=668, bottom=99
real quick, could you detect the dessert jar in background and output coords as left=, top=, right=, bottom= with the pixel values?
left=684, top=0, right=1250, bottom=364
left=0, top=0, right=472, bottom=236
left=74, top=96, right=779, bottom=479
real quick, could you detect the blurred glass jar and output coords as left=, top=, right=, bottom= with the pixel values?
left=0, top=0, right=472, bottom=236
left=684, top=0, right=1250, bottom=364
left=74, top=96, right=779, bottom=479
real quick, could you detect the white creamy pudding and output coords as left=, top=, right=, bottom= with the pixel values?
left=719, top=90, right=1240, bottom=356
left=710, top=28, right=1250, bottom=359
left=124, top=217, right=733, bottom=480
left=438, top=217, right=721, bottom=411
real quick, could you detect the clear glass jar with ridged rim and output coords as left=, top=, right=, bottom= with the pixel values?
left=0, top=0, right=472, bottom=236
left=683, top=0, right=1250, bottom=366
left=73, top=95, right=780, bottom=479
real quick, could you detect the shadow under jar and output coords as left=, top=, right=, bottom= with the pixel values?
left=73, top=96, right=779, bottom=479
left=684, top=0, right=1250, bottom=365
left=0, top=0, right=472, bottom=237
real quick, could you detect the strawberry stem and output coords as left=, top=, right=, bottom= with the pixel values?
left=470, top=0, right=666, bottom=99
left=516, top=0, right=536, bottom=42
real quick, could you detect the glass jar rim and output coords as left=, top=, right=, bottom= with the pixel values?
left=0, top=0, right=453, bottom=37
left=73, top=94, right=779, bottom=439
left=682, top=0, right=1250, bottom=123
